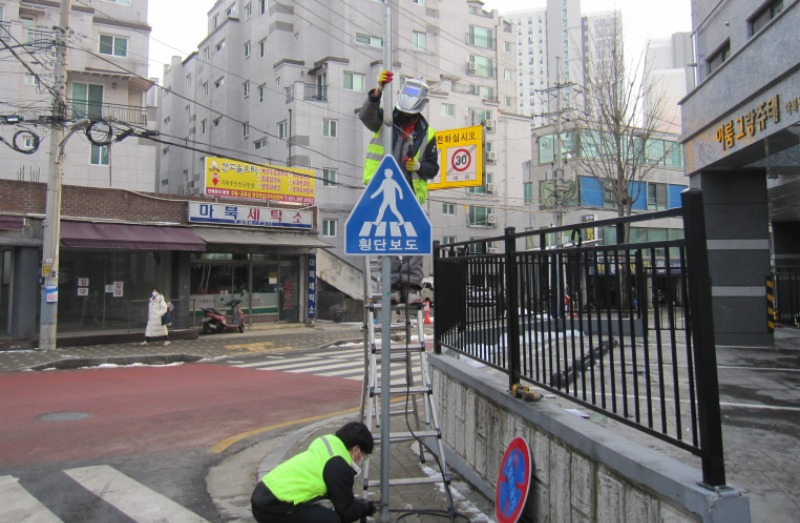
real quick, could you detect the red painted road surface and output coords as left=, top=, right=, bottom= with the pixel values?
left=0, top=363, right=362, bottom=467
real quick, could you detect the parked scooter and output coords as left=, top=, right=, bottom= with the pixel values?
left=202, top=299, right=245, bottom=334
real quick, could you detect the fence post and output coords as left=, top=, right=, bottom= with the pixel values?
left=433, top=241, right=442, bottom=355
left=504, top=227, right=520, bottom=392
left=681, top=189, right=726, bottom=487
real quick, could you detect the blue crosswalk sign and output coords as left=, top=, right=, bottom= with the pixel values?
left=345, top=155, right=431, bottom=255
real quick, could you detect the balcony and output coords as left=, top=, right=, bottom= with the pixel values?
left=285, top=83, right=328, bottom=103
left=65, top=100, right=148, bottom=126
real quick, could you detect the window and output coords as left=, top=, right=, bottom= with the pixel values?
left=226, top=4, right=236, bottom=16
left=278, top=120, right=288, bottom=139
left=322, top=168, right=337, bottom=187
left=504, top=41, right=512, bottom=52
left=201, top=119, right=207, bottom=134
left=254, top=137, right=267, bottom=150
left=185, top=74, right=192, bottom=88
left=468, top=25, right=494, bottom=49
left=323, top=119, right=338, bottom=138
left=260, top=0, right=267, bottom=15
left=343, top=72, right=365, bottom=92
left=750, top=0, right=784, bottom=34
left=202, top=82, right=209, bottom=96
left=322, top=219, right=337, bottom=237
left=215, top=39, right=226, bottom=52
left=25, top=75, right=41, bottom=86
left=442, top=203, right=455, bottom=215
left=213, top=117, right=222, bottom=127
left=244, top=41, right=251, bottom=58
left=213, top=14, right=219, bottom=28
left=203, top=47, right=210, bottom=61
left=412, top=31, right=426, bottom=50
left=441, top=103, right=455, bottom=117
left=412, top=0, right=425, bottom=4
left=468, top=206, right=492, bottom=226
left=184, top=105, right=190, bottom=118
left=245, top=2, right=252, bottom=19
left=99, top=35, right=128, bottom=57
left=442, top=236, right=456, bottom=245
left=707, top=40, right=730, bottom=75
left=214, top=76, right=225, bottom=88
left=647, top=183, right=667, bottom=211
left=524, top=182, right=533, bottom=204
left=259, top=38, right=266, bottom=57
left=242, top=122, right=250, bottom=139
left=103, top=0, right=131, bottom=5
left=71, top=83, right=104, bottom=119
left=469, top=55, right=494, bottom=78
left=243, top=81, right=250, bottom=98
left=258, top=84, right=266, bottom=102
left=356, top=34, right=383, bottom=48
left=90, top=144, right=109, bottom=165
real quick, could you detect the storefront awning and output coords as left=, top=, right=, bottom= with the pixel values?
left=60, top=221, right=206, bottom=251
left=0, top=216, right=25, bottom=230
left=193, top=227, right=332, bottom=249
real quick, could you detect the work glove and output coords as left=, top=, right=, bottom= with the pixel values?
left=377, top=70, right=394, bottom=90
left=405, top=157, right=420, bottom=172
left=359, top=499, right=376, bottom=516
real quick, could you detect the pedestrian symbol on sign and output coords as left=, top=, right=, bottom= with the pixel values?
left=345, top=155, right=431, bottom=255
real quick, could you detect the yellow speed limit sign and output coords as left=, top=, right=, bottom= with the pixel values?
left=429, top=125, right=483, bottom=190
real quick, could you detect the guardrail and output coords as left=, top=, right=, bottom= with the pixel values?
left=433, top=189, right=726, bottom=486
left=774, top=272, right=800, bottom=327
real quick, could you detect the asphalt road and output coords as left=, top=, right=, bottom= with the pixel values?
left=0, top=362, right=363, bottom=522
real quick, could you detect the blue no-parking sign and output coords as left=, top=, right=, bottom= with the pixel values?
left=345, top=155, right=431, bottom=256
left=495, top=437, right=532, bottom=523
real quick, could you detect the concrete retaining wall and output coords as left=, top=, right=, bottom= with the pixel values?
left=429, top=353, right=750, bottom=523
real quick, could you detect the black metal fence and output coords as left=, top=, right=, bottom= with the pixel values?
left=433, top=189, right=726, bottom=486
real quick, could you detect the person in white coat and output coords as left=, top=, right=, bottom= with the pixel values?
left=140, top=288, right=170, bottom=346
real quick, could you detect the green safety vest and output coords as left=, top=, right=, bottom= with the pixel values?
left=363, top=126, right=435, bottom=204
left=262, top=434, right=351, bottom=505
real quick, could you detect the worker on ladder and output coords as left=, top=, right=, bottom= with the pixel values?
left=359, top=69, right=439, bottom=306
left=251, top=421, right=376, bottom=523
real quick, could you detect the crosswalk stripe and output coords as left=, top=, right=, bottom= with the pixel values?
left=0, top=476, right=62, bottom=522
left=64, top=465, right=208, bottom=523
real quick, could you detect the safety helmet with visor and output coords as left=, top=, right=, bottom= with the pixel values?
left=395, top=79, right=429, bottom=114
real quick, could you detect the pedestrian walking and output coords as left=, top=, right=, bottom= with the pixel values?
left=359, top=69, right=439, bottom=305
left=140, top=287, right=170, bottom=346
left=251, top=421, right=376, bottom=523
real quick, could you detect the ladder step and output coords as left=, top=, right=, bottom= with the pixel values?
left=370, top=385, right=431, bottom=396
left=376, top=430, right=440, bottom=443
left=371, top=344, right=425, bottom=353
left=364, top=476, right=449, bottom=488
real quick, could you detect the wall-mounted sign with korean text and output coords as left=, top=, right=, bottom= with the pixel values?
left=715, top=94, right=780, bottom=151
left=188, top=202, right=314, bottom=230
left=204, top=156, right=315, bottom=204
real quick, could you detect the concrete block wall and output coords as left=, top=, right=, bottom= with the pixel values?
left=429, top=353, right=750, bottom=523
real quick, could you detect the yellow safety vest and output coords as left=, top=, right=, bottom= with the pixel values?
left=261, top=434, right=351, bottom=505
left=363, top=126, right=435, bottom=204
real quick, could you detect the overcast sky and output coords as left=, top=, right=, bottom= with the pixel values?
left=147, top=0, right=692, bottom=81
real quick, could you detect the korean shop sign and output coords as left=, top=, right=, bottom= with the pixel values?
left=189, top=202, right=313, bottom=230
left=204, top=156, right=315, bottom=204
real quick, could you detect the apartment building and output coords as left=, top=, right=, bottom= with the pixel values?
left=155, top=0, right=532, bottom=288
left=0, top=0, right=156, bottom=190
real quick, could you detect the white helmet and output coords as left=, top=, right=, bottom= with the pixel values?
left=395, top=79, right=429, bottom=114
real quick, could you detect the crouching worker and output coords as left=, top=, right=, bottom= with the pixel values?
left=251, top=421, right=376, bottom=523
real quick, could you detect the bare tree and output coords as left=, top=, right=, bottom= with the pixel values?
left=573, top=12, right=669, bottom=242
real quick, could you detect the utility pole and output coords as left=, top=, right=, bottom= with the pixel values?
left=379, top=3, right=394, bottom=522
left=39, top=0, right=72, bottom=351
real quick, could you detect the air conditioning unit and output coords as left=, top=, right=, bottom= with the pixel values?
left=487, top=213, right=497, bottom=225
left=486, top=151, right=497, bottom=163
left=486, top=183, right=496, bottom=194
left=467, top=61, right=477, bottom=72
left=485, top=119, right=495, bottom=130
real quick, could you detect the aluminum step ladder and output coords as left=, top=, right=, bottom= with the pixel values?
left=360, top=300, right=450, bottom=491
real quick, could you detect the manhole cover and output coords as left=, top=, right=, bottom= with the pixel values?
left=37, top=411, right=92, bottom=422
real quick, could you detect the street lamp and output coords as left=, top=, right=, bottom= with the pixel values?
left=39, top=117, right=90, bottom=350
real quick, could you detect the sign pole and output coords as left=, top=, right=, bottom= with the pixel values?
left=379, top=3, right=393, bottom=522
